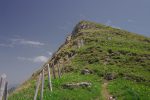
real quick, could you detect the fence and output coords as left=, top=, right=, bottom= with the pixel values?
left=0, top=74, right=8, bottom=100
left=34, top=39, right=84, bottom=100
left=34, top=63, right=56, bottom=100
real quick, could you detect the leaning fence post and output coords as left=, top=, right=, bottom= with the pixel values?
left=0, top=74, right=6, bottom=100
left=34, top=73, right=42, bottom=100
left=52, top=63, right=56, bottom=79
left=47, top=64, right=52, bottom=92
left=3, top=81, right=8, bottom=100
left=40, top=69, right=44, bottom=100
left=57, top=62, right=61, bottom=78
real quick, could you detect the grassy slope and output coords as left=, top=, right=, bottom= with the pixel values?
left=9, top=21, right=150, bottom=100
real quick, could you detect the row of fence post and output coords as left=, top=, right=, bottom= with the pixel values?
left=34, top=63, right=55, bottom=100
left=0, top=74, right=8, bottom=100
left=33, top=39, right=84, bottom=100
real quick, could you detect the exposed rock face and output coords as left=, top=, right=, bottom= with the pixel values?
left=65, top=35, right=72, bottom=44
left=72, top=21, right=98, bottom=35
left=62, top=82, right=92, bottom=89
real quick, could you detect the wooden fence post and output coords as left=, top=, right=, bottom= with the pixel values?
left=0, top=74, right=6, bottom=100
left=40, top=69, right=44, bottom=100
left=47, top=64, right=52, bottom=92
left=3, top=81, right=8, bottom=100
left=77, top=40, right=81, bottom=48
left=81, top=39, right=84, bottom=46
left=34, top=73, right=42, bottom=100
left=57, top=62, right=61, bottom=78
left=61, top=62, right=64, bottom=76
left=0, top=77, right=2, bottom=89
left=52, top=63, right=56, bottom=79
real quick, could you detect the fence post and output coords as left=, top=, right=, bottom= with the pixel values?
left=57, top=62, right=61, bottom=78
left=77, top=40, right=81, bottom=48
left=3, top=81, right=8, bottom=100
left=0, top=77, right=2, bottom=89
left=52, top=63, right=56, bottom=79
left=61, top=62, right=64, bottom=76
left=47, top=64, right=52, bottom=92
left=0, top=74, right=6, bottom=100
left=34, top=73, right=42, bottom=100
left=81, top=39, right=84, bottom=46
left=40, top=69, right=44, bottom=100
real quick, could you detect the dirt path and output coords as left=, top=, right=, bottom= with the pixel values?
left=101, top=80, right=114, bottom=100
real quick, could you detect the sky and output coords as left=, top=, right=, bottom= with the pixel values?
left=0, top=0, right=150, bottom=86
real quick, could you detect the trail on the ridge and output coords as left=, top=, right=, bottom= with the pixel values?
left=101, top=80, right=114, bottom=100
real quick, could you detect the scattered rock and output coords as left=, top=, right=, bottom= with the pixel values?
left=118, top=50, right=129, bottom=55
left=109, top=96, right=116, bottom=100
left=81, top=68, right=92, bottom=75
left=143, top=39, right=150, bottom=43
left=135, top=58, right=144, bottom=63
left=104, top=73, right=116, bottom=80
left=103, top=61, right=108, bottom=65
left=63, top=65, right=74, bottom=72
left=79, top=82, right=92, bottom=87
left=62, top=82, right=92, bottom=89
left=107, top=37, right=112, bottom=40
left=127, top=52, right=137, bottom=56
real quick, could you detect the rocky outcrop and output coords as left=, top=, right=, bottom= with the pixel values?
left=62, top=82, right=92, bottom=89
left=72, top=20, right=104, bottom=35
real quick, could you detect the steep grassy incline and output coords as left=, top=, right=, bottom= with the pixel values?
left=9, top=21, right=150, bottom=100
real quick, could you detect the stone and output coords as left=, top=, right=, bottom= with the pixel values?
left=65, top=35, right=72, bottom=43
left=79, top=82, right=92, bottom=87
left=104, top=73, right=116, bottom=80
left=109, top=96, right=116, bottom=100
left=62, top=82, right=92, bottom=89
left=81, top=69, right=92, bottom=75
left=107, top=37, right=112, bottom=40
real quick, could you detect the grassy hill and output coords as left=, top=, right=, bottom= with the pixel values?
left=8, top=21, right=150, bottom=100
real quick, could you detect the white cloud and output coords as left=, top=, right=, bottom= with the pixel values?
left=11, top=38, right=45, bottom=46
left=0, top=43, right=13, bottom=47
left=0, top=38, right=45, bottom=48
left=33, top=56, right=48, bottom=63
left=48, top=51, right=52, bottom=56
left=17, top=56, right=48, bottom=63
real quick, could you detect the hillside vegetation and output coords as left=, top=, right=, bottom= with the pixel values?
left=9, top=21, right=150, bottom=100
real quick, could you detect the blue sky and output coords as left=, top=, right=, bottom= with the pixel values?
left=0, top=0, right=150, bottom=86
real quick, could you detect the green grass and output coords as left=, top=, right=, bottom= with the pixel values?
left=108, top=78, right=150, bottom=100
left=9, top=72, right=102, bottom=100
left=9, top=20, right=150, bottom=100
